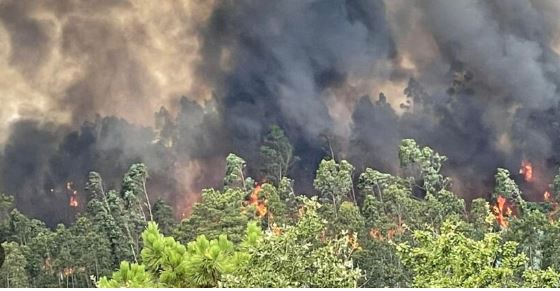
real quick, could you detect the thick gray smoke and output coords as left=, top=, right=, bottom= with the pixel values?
left=196, top=0, right=395, bottom=189
left=1, top=0, right=560, bottom=224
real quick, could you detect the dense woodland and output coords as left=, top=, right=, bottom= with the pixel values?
left=2, top=126, right=560, bottom=288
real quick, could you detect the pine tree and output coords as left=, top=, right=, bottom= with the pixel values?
left=259, top=125, right=297, bottom=185
left=121, top=163, right=152, bottom=221
left=174, top=188, right=251, bottom=243
left=224, top=153, right=247, bottom=190
left=313, top=159, right=355, bottom=216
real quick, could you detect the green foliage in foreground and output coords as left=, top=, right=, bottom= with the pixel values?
left=222, top=198, right=361, bottom=288
left=99, top=221, right=253, bottom=287
left=99, top=198, right=360, bottom=288
left=397, top=220, right=560, bottom=287
left=3, top=137, right=560, bottom=288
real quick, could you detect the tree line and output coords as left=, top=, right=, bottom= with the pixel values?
left=1, top=125, right=560, bottom=287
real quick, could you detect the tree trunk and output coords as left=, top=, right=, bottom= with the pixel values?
left=143, top=178, right=153, bottom=221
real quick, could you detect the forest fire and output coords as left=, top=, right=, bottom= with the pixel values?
left=346, top=234, right=361, bottom=252
left=272, top=223, right=282, bottom=236
left=544, top=190, right=560, bottom=223
left=369, top=228, right=383, bottom=240
left=69, top=196, right=78, bottom=208
left=246, top=183, right=267, bottom=218
left=519, top=160, right=534, bottom=182
left=369, top=227, right=403, bottom=241
left=544, top=191, right=552, bottom=202
left=63, top=267, right=76, bottom=276
left=492, top=195, right=513, bottom=228
left=66, top=182, right=79, bottom=208
left=178, top=191, right=201, bottom=220
left=61, top=266, right=85, bottom=277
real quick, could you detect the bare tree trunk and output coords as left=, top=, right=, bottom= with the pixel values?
left=240, top=168, right=246, bottom=189
left=142, top=178, right=153, bottom=221
left=327, top=138, right=335, bottom=161
left=332, top=194, right=338, bottom=218
left=350, top=172, right=357, bottom=205
left=138, top=200, right=147, bottom=222
left=130, top=244, right=138, bottom=263
left=117, top=202, right=139, bottom=262
left=95, top=259, right=99, bottom=281
left=100, top=183, right=111, bottom=212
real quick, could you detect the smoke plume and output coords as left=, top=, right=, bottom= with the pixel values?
left=2, top=0, right=560, bottom=224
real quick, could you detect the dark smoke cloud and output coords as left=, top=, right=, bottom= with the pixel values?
left=2, top=0, right=560, bottom=224
left=197, top=0, right=395, bottom=191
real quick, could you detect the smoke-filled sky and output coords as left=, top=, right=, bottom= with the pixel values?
left=2, top=0, right=560, bottom=225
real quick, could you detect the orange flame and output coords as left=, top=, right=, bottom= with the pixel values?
left=271, top=223, right=282, bottom=236
left=519, top=160, right=534, bottom=182
left=369, top=226, right=404, bottom=241
left=246, top=183, right=267, bottom=218
left=369, top=228, right=383, bottom=241
left=63, top=267, right=75, bottom=276
left=544, top=190, right=559, bottom=223
left=492, top=195, right=513, bottom=228
left=67, top=181, right=79, bottom=208
left=544, top=191, right=552, bottom=202
left=69, top=196, right=78, bottom=207
left=61, top=266, right=84, bottom=277
left=346, top=234, right=361, bottom=251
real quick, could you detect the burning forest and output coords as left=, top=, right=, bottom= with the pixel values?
left=2, top=0, right=560, bottom=288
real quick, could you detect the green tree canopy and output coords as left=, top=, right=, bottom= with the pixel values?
left=397, top=219, right=560, bottom=287
left=259, top=125, right=297, bottom=185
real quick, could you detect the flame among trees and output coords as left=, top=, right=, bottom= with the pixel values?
left=67, top=182, right=79, bottom=208
left=4, top=134, right=560, bottom=287
left=245, top=183, right=267, bottom=218
left=492, top=195, right=513, bottom=228
left=520, top=160, right=534, bottom=182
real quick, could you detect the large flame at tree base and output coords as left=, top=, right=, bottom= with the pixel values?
left=245, top=183, right=268, bottom=218
left=492, top=195, right=513, bottom=228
